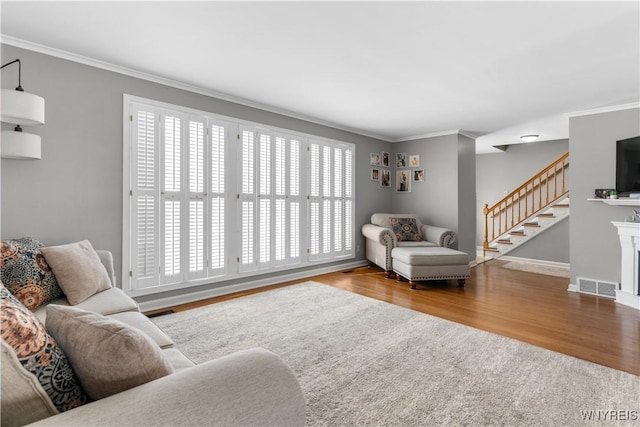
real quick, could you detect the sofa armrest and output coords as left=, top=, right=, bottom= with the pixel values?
left=95, top=250, right=116, bottom=287
left=421, top=225, right=457, bottom=248
left=27, top=348, right=305, bottom=427
left=362, top=224, right=396, bottom=247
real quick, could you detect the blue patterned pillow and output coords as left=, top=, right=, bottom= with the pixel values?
left=389, top=217, right=423, bottom=242
left=0, top=283, right=88, bottom=411
left=1, top=237, right=63, bottom=310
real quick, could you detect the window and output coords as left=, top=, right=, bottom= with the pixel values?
left=123, top=96, right=355, bottom=296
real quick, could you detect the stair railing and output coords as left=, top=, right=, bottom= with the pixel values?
left=483, top=152, right=569, bottom=256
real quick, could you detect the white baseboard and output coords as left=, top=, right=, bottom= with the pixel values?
left=137, top=260, right=368, bottom=312
left=567, top=283, right=579, bottom=292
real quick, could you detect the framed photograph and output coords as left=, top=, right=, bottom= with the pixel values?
left=382, top=152, right=390, bottom=167
left=396, top=170, right=411, bottom=192
left=370, top=153, right=381, bottom=166
left=413, top=169, right=425, bottom=182
left=409, top=154, right=420, bottom=168
left=594, top=188, right=615, bottom=199
left=396, top=152, right=407, bottom=168
left=380, top=169, right=391, bottom=187
left=371, top=168, right=380, bottom=181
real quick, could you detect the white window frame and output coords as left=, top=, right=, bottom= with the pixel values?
left=123, top=95, right=355, bottom=297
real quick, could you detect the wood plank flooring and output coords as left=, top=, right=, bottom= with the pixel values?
left=149, top=260, right=640, bottom=376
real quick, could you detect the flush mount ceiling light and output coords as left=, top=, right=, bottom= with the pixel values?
left=1, top=58, right=45, bottom=160
left=520, top=134, right=539, bottom=143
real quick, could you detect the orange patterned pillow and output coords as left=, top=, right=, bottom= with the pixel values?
left=1, top=238, right=63, bottom=310
left=0, top=283, right=87, bottom=411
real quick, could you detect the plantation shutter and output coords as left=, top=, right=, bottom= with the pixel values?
left=187, top=118, right=206, bottom=280
left=288, top=137, right=302, bottom=264
left=309, top=139, right=355, bottom=261
left=161, top=114, right=183, bottom=285
left=130, top=106, right=160, bottom=290
left=239, top=127, right=257, bottom=272
left=209, top=122, right=227, bottom=274
left=309, top=142, right=321, bottom=259
left=344, top=147, right=354, bottom=254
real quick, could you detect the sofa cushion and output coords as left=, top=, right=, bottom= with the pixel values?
left=371, top=213, right=423, bottom=230
left=396, top=241, right=438, bottom=248
left=46, top=305, right=174, bottom=401
left=390, top=217, right=423, bottom=242
left=161, top=348, right=197, bottom=372
left=32, top=288, right=140, bottom=323
left=392, top=246, right=469, bottom=266
left=1, top=237, right=63, bottom=310
left=1, top=340, right=59, bottom=426
left=0, top=284, right=87, bottom=413
left=41, top=240, right=112, bottom=305
left=108, top=312, right=175, bottom=349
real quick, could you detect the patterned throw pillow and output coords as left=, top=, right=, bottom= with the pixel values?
left=0, top=284, right=88, bottom=412
left=389, top=217, right=423, bottom=242
left=1, top=238, right=63, bottom=310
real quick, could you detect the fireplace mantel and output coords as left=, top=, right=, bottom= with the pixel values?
left=611, top=221, right=640, bottom=310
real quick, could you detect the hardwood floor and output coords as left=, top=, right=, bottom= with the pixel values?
left=150, top=260, right=640, bottom=376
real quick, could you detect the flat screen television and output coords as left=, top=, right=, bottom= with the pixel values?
left=616, top=136, right=640, bottom=196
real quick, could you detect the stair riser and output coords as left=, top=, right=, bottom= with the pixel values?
left=538, top=217, right=556, bottom=227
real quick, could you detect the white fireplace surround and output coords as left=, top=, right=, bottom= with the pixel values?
left=611, top=221, right=640, bottom=310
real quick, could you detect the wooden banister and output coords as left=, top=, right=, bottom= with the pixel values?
left=483, top=152, right=569, bottom=256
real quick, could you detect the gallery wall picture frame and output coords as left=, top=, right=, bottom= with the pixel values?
left=413, top=169, right=425, bottom=182
left=380, top=169, right=391, bottom=187
left=396, top=170, right=411, bottom=192
left=382, top=152, right=390, bottom=167
left=409, top=154, right=420, bottom=168
left=370, top=153, right=381, bottom=166
left=396, top=152, right=407, bottom=168
left=371, top=168, right=380, bottom=181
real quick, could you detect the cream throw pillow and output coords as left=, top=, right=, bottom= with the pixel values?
left=41, top=240, right=111, bottom=305
left=45, top=305, right=174, bottom=401
left=1, top=340, right=58, bottom=427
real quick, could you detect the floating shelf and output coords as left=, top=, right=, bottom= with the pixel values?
left=587, top=198, right=640, bottom=206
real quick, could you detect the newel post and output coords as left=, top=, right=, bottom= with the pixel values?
left=483, top=203, right=489, bottom=256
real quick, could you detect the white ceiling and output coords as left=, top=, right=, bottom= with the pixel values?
left=1, top=1, right=639, bottom=153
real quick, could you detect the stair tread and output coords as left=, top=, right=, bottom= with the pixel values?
left=524, top=223, right=541, bottom=227
left=553, top=203, right=570, bottom=208
left=485, top=248, right=500, bottom=252
left=497, top=240, right=512, bottom=244
left=510, top=231, right=526, bottom=236
left=538, top=213, right=555, bottom=217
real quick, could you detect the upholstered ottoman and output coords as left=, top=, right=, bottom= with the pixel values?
left=392, top=246, right=470, bottom=289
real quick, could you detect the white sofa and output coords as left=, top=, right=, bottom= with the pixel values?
left=361, top=213, right=457, bottom=275
left=2, top=250, right=305, bottom=427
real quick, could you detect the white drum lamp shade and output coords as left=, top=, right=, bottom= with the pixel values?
left=1, top=130, right=41, bottom=159
left=1, top=59, right=46, bottom=160
left=1, top=89, right=45, bottom=125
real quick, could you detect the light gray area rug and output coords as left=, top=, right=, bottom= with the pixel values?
left=153, top=282, right=639, bottom=426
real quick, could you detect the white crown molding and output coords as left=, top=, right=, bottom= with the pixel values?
left=566, top=102, right=640, bottom=118
left=1, top=35, right=392, bottom=142
left=391, top=129, right=478, bottom=143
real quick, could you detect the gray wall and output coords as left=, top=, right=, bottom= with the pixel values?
left=476, top=139, right=570, bottom=262
left=569, top=107, right=640, bottom=285
left=390, top=134, right=476, bottom=260
left=0, top=44, right=392, bottom=299
left=508, top=218, right=570, bottom=263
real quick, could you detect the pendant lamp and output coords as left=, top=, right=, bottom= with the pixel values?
left=1, top=59, right=45, bottom=160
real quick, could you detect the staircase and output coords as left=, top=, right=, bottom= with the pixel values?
left=483, top=152, right=570, bottom=260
